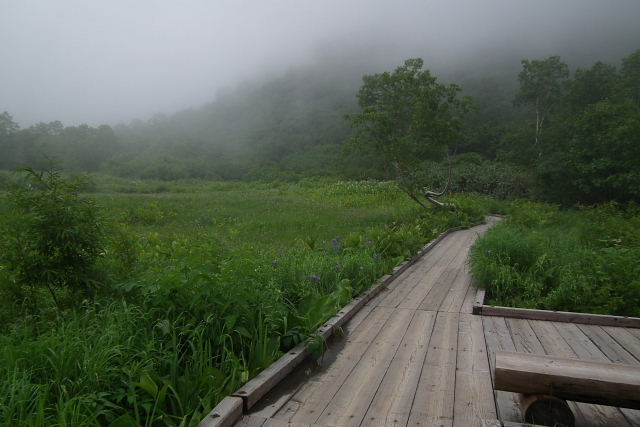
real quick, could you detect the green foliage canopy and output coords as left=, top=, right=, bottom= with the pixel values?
left=515, top=56, right=569, bottom=147
left=346, top=58, right=472, bottom=174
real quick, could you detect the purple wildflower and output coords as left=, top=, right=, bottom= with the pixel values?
left=310, top=275, right=320, bottom=282
left=271, top=260, right=279, bottom=266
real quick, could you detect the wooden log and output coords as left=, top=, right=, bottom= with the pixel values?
left=518, top=394, right=575, bottom=427
left=481, top=305, right=640, bottom=328
left=197, top=396, right=243, bottom=427
left=495, top=351, right=640, bottom=410
left=233, top=343, right=309, bottom=410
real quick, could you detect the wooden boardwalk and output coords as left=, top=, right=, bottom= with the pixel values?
left=234, top=219, right=640, bottom=427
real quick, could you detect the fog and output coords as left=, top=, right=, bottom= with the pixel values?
left=2, top=0, right=639, bottom=126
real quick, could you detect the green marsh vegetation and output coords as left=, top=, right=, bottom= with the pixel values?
left=0, top=169, right=490, bottom=427
left=470, top=201, right=640, bottom=316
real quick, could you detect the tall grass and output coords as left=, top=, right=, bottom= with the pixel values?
left=0, top=178, right=492, bottom=426
left=470, top=202, right=640, bottom=316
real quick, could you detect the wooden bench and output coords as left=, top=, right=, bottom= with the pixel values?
left=494, top=350, right=640, bottom=427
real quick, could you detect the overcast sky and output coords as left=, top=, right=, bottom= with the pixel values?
left=2, top=0, right=639, bottom=126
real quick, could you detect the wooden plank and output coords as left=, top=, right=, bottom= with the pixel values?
left=437, top=267, right=473, bottom=313
left=262, top=418, right=310, bottom=427
left=453, top=314, right=497, bottom=427
left=400, top=232, right=474, bottom=311
left=418, top=267, right=459, bottom=311
left=552, top=322, right=606, bottom=362
left=602, top=326, right=640, bottom=364
left=482, top=316, right=522, bottom=423
left=495, top=350, right=640, bottom=409
left=481, top=305, right=640, bottom=328
left=377, top=230, right=463, bottom=309
left=505, top=318, right=545, bottom=355
left=275, top=306, right=395, bottom=423
left=407, top=311, right=459, bottom=427
left=198, top=396, right=243, bottom=427
left=315, top=308, right=416, bottom=427
left=362, top=310, right=437, bottom=427
left=576, top=324, right=639, bottom=366
left=233, top=416, right=267, bottom=427
left=233, top=343, right=309, bottom=410
left=460, top=279, right=478, bottom=314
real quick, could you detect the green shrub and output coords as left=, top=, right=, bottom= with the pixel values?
left=1, top=166, right=104, bottom=308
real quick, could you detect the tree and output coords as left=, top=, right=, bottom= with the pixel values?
left=346, top=58, right=472, bottom=206
left=0, top=112, right=20, bottom=169
left=515, top=56, right=569, bottom=148
left=563, top=61, right=617, bottom=113
left=620, top=49, right=640, bottom=106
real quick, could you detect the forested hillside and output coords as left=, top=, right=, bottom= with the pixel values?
left=1, top=48, right=638, bottom=204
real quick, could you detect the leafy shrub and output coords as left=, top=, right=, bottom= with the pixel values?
left=1, top=166, right=104, bottom=308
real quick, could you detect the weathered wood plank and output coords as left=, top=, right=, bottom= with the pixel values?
left=409, top=231, right=476, bottom=311
left=460, top=279, right=478, bottom=314
left=262, top=418, right=310, bottom=427
left=505, top=318, right=544, bottom=355
left=602, top=326, right=640, bottom=364
left=233, top=415, right=267, bottom=427
left=315, top=308, right=415, bottom=427
left=576, top=324, right=639, bottom=365
left=495, top=350, right=640, bottom=409
left=233, top=343, right=309, bottom=410
left=273, top=306, right=394, bottom=422
left=418, top=267, right=459, bottom=312
left=481, top=305, right=640, bottom=328
left=286, top=307, right=398, bottom=423
left=380, top=231, right=463, bottom=309
left=482, top=316, right=522, bottom=424
left=361, top=310, right=437, bottom=427
left=437, top=267, right=473, bottom=313
left=198, top=396, right=243, bottom=427
left=407, top=311, right=459, bottom=427
left=453, top=314, right=496, bottom=427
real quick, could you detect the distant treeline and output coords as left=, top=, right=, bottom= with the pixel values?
left=1, top=49, right=638, bottom=204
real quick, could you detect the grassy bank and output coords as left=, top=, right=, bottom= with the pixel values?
left=470, top=201, right=640, bottom=316
left=0, top=177, right=491, bottom=427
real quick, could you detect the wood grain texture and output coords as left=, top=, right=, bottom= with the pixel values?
left=453, top=314, right=497, bottom=427
left=482, top=316, right=523, bottom=424
left=362, top=310, right=437, bottom=427
left=495, top=351, right=640, bottom=409
left=315, top=308, right=415, bottom=427
left=406, top=311, right=460, bottom=427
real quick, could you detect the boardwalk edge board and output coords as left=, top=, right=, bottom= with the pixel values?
left=198, top=223, right=479, bottom=427
left=197, top=396, right=243, bottom=427
left=479, top=304, right=640, bottom=328
left=472, top=288, right=486, bottom=315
